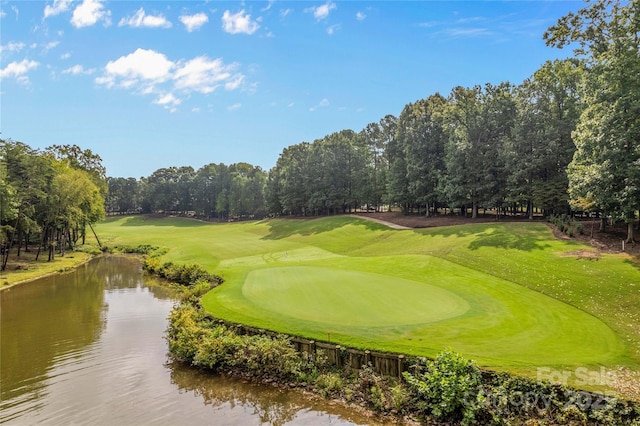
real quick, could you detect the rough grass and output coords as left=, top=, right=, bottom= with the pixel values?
left=0, top=250, right=93, bottom=289
left=95, top=215, right=640, bottom=388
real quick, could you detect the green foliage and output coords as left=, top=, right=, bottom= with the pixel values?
left=403, top=351, right=484, bottom=425
left=314, top=372, right=344, bottom=397
left=166, top=304, right=212, bottom=362
left=548, top=214, right=584, bottom=237
left=167, top=304, right=302, bottom=380
left=545, top=0, right=640, bottom=242
left=179, top=279, right=214, bottom=301
left=143, top=259, right=223, bottom=287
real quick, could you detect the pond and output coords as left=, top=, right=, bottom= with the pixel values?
left=0, top=256, right=389, bottom=425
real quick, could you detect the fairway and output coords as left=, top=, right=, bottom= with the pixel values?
left=96, top=215, right=640, bottom=377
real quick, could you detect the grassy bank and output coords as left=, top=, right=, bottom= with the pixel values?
left=0, top=250, right=94, bottom=290
left=95, top=215, right=640, bottom=390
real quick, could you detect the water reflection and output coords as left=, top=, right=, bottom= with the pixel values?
left=0, top=256, right=387, bottom=425
left=1, top=258, right=107, bottom=421
left=168, top=361, right=388, bottom=426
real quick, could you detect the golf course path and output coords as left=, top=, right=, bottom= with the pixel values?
left=350, top=214, right=412, bottom=230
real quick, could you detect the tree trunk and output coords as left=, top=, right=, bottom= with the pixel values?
left=472, top=201, right=478, bottom=219
left=599, top=217, right=607, bottom=232
left=528, top=200, right=534, bottom=220
left=626, top=219, right=636, bottom=243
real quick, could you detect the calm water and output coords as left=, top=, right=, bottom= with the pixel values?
left=0, top=256, right=386, bottom=425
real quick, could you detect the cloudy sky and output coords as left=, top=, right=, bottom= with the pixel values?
left=1, top=0, right=579, bottom=178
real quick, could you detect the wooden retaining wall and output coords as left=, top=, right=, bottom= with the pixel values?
left=213, top=318, right=408, bottom=379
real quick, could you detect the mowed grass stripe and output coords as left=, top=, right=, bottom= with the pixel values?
left=96, top=215, right=640, bottom=372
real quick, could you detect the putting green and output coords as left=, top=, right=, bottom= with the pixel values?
left=242, top=266, right=470, bottom=326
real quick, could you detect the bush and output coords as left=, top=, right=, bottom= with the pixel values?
left=548, top=214, right=584, bottom=237
left=144, top=259, right=223, bottom=287
left=315, top=372, right=344, bottom=397
left=403, top=351, right=484, bottom=425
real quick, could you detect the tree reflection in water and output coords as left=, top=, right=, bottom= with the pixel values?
left=167, top=360, right=386, bottom=426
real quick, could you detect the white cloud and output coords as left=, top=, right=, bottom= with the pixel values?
left=327, top=24, right=340, bottom=35
left=119, top=8, right=172, bottom=29
left=221, top=10, right=259, bottom=35
left=227, top=103, right=241, bottom=111
left=261, top=1, right=274, bottom=12
left=43, top=41, right=60, bottom=51
left=1, top=10, right=6, bottom=18
left=356, top=11, right=366, bottom=21
left=0, top=59, right=39, bottom=84
left=60, top=52, right=71, bottom=59
left=96, top=49, right=245, bottom=111
left=0, top=41, right=25, bottom=53
left=71, top=0, right=111, bottom=28
left=438, top=27, right=493, bottom=38
left=44, top=0, right=73, bottom=19
left=63, top=64, right=95, bottom=75
left=180, top=12, right=208, bottom=32
left=306, top=2, right=336, bottom=21
left=280, top=8, right=292, bottom=18
left=96, top=48, right=174, bottom=89
left=174, top=56, right=242, bottom=94
left=224, top=74, right=244, bottom=90
left=154, top=93, right=181, bottom=107
left=309, top=98, right=329, bottom=112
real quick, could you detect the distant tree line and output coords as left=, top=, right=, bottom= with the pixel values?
left=0, top=141, right=106, bottom=269
left=106, top=162, right=267, bottom=220
left=3, top=0, right=639, bottom=243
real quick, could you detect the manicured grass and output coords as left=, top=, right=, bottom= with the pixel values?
left=95, top=215, right=640, bottom=380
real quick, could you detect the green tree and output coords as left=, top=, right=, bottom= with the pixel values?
left=508, top=59, right=583, bottom=218
left=106, top=177, right=139, bottom=214
left=360, top=121, right=389, bottom=211
left=1, top=140, right=55, bottom=269
left=443, top=84, right=516, bottom=218
left=399, top=94, right=448, bottom=216
left=274, top=143, right=311, bottom=215
left=545, top=0, right=640, bottom=242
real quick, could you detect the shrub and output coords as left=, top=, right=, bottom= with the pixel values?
left=403, top=350, right=484, bottom=425
left=390, top=384, right=410, bottom=412
left=315, top=372, right=344, bottom=397
left=548, top=214, right=584, bottom=237
left=144, top=259, right=223, bottom=287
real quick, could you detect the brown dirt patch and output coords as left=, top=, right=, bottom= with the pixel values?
left=558, top=250, right=601, bottom=260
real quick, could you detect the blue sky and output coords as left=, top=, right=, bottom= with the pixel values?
left=1, top=1, right=580, bottom=178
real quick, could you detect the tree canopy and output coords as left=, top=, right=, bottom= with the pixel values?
left=545, top=0, right=640, bottom=242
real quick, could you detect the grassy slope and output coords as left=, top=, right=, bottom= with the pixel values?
left=95, top=216, right=640, bottom=376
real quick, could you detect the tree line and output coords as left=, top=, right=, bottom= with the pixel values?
left=2, top=0, right=639, bottom=245
left=103, top=60, right=581, bottom=221
left=0, top=141, right=106, bottom=270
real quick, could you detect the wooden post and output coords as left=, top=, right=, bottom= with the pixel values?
left=365, top=350, right=371, bottom=366
left=335, top=346, right=342, bottom=368
left=397, top=355, right=405, bottom=379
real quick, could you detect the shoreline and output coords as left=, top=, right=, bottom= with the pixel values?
left=0, top=251, right=97, bottom=292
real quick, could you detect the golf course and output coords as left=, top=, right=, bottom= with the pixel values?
left=95, top=215, right=640, bottom=381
